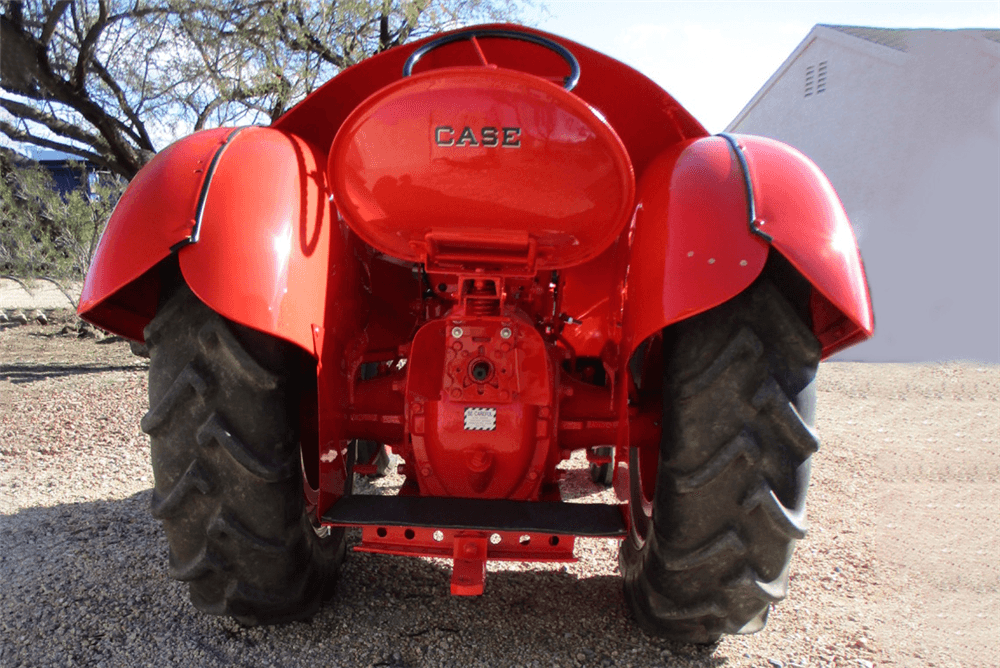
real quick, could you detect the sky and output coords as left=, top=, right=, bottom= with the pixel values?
left=534, top=1, right=1000, bottom=132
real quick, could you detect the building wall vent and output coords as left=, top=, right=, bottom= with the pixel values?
left=805, top=61, right=828, bottom=98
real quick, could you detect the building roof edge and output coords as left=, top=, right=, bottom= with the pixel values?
left=726, top=25, right=824, bottom=131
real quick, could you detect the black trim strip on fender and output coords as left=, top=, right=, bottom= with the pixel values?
left=717, top=132, right=772, bottom=243
left=169, top=127, right=247, bottom=253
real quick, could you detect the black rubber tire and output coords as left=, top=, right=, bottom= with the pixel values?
left=620, top=273, right=821, bottom=644
left=589, top=446, right=614, bottom=486
left=140, top=285, right=345, bottom=625
left=129, top=340, right=150, bottom=358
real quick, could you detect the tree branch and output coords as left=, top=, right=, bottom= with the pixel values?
left=0, top=120, right=112, bottom=171
left=74, top=0, right=109, bottom=91
left=1, top=13, right=41, bottom=97
left=390, top=7, right=423, bottom=49
left=0, top=96, right=111, bottom=151
left=89, top=58, right=154, bottom=149
left=3, top=0, right=530, bottom=182
left=194, top=97, right=223, bottom=130
left=40, top=0, right=70, bottom=45
left=282, top=6, right=348, bottom=67
left=378, top=12, right=390, bottom=52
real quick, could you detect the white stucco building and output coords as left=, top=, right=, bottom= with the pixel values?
left=728, top=25, right=1000, bottom=362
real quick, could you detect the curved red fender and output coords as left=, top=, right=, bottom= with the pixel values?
left=79, top=126, right=361, bottom=512
left=177, top=127, right=363, bottom=355
left=737, top=134, right=874, bottom=357
left=78, top=127, right=236, bottom=340
left=78, top=126, right=363, bottom=356
left=622, top=136, right=769, bottom=354
left=623, top=135, right=873, bottom=360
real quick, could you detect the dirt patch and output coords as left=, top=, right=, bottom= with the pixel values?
left=815, top=363, right=999, bottom=668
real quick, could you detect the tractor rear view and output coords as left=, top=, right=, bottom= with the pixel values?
left=79, top=25, right=873, bottom=643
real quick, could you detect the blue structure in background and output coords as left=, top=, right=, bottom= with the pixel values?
left=28, top=149, right=99, bottom=196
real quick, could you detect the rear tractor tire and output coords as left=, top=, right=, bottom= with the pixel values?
left=621, top=274, right=821, bottom=643
left=589, top=446, right=614, bottom=486
left=141, top=285, right=344, bottom=625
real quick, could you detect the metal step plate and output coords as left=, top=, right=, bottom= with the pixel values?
left=323, top=495, right=627, bottom=538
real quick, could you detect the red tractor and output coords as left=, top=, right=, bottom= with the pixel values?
left=79, top=25, right=873, bottom=643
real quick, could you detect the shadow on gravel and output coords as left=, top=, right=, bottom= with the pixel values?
left=1, top=491, right=727, bottom=668
left=0, top=362, right=146, bottom=384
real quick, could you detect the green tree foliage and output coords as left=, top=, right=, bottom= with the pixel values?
left=0, top=149, right=124, bottom=279
left=1, top=0, right=533, bottom=179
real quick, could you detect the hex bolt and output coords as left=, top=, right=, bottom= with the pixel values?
left=452, top=327, right=464, bottom=338
left=500, top=327, right=512, bottom=339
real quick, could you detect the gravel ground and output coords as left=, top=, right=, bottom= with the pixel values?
left=1, top=313, right=997, bottom=668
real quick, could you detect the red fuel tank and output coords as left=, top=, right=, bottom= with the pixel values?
left=328, top=68, right=635, bottom=273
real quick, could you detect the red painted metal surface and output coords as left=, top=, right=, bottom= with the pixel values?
left=622, top=136, right=770, bottom=354
left=452, top=535, right=489, bottom=595
left=353, top=525, right=576, bottom=595
left=734, top=135, right=875, bottom=357
left=79, top=126, right=368, bottom=357
left=558, top=245, right=621, bottom=358
left=329, top=68, right=635, bottom=273
left=354, top=525, right=576, bottom=561
left=313, top=323, right=354, bottom=522
left=404, top=313, right=553, bottom=499
left=347, top=368, right=407, bottom=446
left=621, top=134, right=873, bottom=360
left=276, top=24, right=706, bottom=178
left=179, top=126, right=363, bottom=355
left=358, top=255, right=424, bottom=358
left=78, top=128, right=235, bottom=340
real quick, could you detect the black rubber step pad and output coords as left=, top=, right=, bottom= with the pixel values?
left=323, top=495, right=627, bottom=537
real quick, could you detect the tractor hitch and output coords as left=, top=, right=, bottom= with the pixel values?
left=323, top=495, right=627, bottom=595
